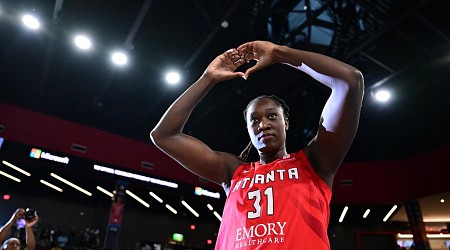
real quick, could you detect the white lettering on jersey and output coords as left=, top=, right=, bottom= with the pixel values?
left=232, top=167, right=299, bottom=192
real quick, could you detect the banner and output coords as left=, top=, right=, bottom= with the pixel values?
left=103, top=180, right=128, bottom=250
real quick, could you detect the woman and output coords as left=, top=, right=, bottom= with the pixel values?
left=1, top=208, right=38, bottom=250
left=151, top=41, right=364, bottom=249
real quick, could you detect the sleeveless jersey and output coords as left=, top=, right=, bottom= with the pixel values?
left=215, top=150, right=332, bottom=250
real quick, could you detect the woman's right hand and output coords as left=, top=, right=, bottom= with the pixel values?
left=203, top=48, right=246, bottom=83
left=13, top=208, right=25, bottom=222
left=237, top=41, right=281, bottom=79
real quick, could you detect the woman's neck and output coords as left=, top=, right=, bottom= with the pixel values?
left=258, top=148, right=288, bottom=165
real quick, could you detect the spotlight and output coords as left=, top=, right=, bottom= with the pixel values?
left=373, top=89, right=391, bottom=102
left=165, top=71, right=181, bottom=85
left=111, top=51, right=128, bottom=66
left=74, top=35, right=92, bottom=50
left=221, top=21, right=229, bottom=29
left=21, top=14, right=40, bottom=30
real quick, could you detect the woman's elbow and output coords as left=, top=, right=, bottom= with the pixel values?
left=150, top=128, right=162, bottom=146
left=352, top=69, right=364, bottom=86
left=347, top=69, right=364, bottom=94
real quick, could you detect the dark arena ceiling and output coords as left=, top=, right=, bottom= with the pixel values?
left=1, top=0, right=450, bottom=229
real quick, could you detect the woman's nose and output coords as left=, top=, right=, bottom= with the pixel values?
left=258, top=119, right=271, bottom=131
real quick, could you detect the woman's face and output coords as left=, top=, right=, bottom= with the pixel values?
left=245, top=98, right=288, bottom=154
left=3, top=239, right=20, bottom=250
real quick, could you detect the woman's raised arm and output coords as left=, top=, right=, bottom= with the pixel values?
left=150, top=49, right=246, bottom=187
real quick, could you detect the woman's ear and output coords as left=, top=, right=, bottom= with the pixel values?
left=285, top=117, right=289, bottom=130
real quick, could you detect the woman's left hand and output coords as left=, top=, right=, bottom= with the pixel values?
left=203, top=48, right=246, bottom=83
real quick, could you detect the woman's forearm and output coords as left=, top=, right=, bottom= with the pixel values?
left=275, top=45, right=363, bottom=89
left=150, top=73, right=216, bottom=141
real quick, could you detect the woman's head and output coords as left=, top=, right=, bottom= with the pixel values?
left=243, top=95, right=290, bottom=121
left=241, top=95, right=290, bottom=157
left=2, top=238, right=20, bottom=250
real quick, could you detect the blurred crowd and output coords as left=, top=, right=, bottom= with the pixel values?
left=1, top=208, right=102, bottom=250
left=36, top=226, right=101, bottom=250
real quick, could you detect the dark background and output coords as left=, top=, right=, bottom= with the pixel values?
left=1, top=0, right=450, bottom=249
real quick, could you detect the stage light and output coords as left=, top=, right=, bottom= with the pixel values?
left=3, top=194, right=10, bottom=200
left=21, top=14, right=40, bottom=30
left=111, top=51, right=128, bottom=66
left=2, top=160, right=30, bottom=176
left=149, top=191, right=163, bottom=203
left=97, top=186, right=114, bottom=197
left=51, top=173, right=92, bottom=196
left=165, top=71, right=180, bottom=85
left=125, top=190, right=149, bottom=208
left=338, top=206, right=348, bottom=223
left=221, top=21, right=229, bottom=29
left=373, top=89, right=391, bottom=102
left=0, top=170, right=20, bottom=182
left=40, top=180, right=63, bottom=192
left=383, top=205, right=398, bottom=222
left=165, top=204, right=177, bottom=214
left=213, top=211, right=222, bottom=221
left=74, top=35, right=92, bottom=50
left=398, top=233, right=450, bottom=239
left=363, top=209, right=370, bottom=218
left=181, top=200, right=199, bottom=217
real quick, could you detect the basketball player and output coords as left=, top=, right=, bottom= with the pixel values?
left=151, top=40, right=364, bottom=249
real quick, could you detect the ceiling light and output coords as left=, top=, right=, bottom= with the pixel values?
left=207, top=204, right=214, bottom=211
left=50, top=173, right=92, bottom=196
left=398, top=233, right=450, bottom=239
left=111, top=51, right=128, bottom=66
left=440, top=199, right=445, bottom=203
left=213, top=211, right=222, bottom=221
left=165, top=71, right=180, bottom=85
left=96, top=186, right=113, bottom=197
left=40, top=180, right=63, bottom=192
left=2, top=160, right=30, bottom=176
left=363, top=209, right=370, bottom=218
left=397, top=233, right=413, bottom=239
left=165, top=204, right=177, bottom=214
left=221, top=21, right=229, bottom=29
left=74, top=35, right=92, bottom=50
left=427, top=234, right=450, bottom=239
left=0, top=170, right=21, bottom=182
left=181, top=200, right=199, bottom=217
left=338, top=206, right=349, bottom=223
left=373, top=90, right=391, bottom=102
left=21, top=14, right=40, bottom=30
left=125, top=190, right=149, bottom=207
left=383, top=205, right=398, bottom=222
left=423, top=218, right=450, bottom=222
left=149, top=192, right=163, bottom=203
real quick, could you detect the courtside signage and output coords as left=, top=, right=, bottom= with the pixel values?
left=29, top=148, right=69, bottom=164
left=93, top=164, right=178, bottom=188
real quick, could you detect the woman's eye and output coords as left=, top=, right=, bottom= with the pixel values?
left=250, top=117, right=259, bottom=123
left=269, top=113, right=277, bottom=119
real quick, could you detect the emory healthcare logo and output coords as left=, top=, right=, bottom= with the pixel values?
left=30, top=148, right=42, bottom=159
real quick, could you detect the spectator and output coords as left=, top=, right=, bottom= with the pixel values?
left=1, top=208, right=38, bottom=250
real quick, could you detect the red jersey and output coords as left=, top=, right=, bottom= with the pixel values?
left=215, top=150, right=332, bottom=250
